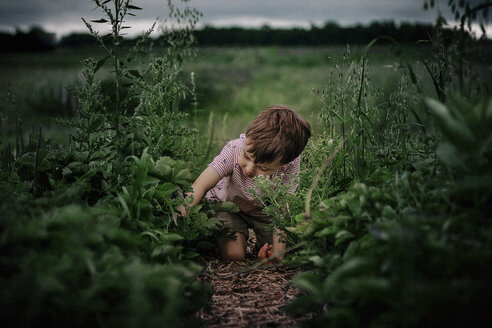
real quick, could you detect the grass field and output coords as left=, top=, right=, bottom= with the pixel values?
left=1, top=44, right=438, bottom=147
left=185, top=46, right=437, bottom=140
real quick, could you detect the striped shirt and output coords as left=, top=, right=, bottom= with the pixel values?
left=206, top=134, right=300, bottom=217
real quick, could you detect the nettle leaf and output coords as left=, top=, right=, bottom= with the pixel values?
left=154, top=182, right=177, bottom=200
left=335, top=230, right=354, bottom=246
left=162, top=233, right=185, bottom=242
left=425, top=98, right=475, bottom=151
left=142, top=175, right=160, bottom=187
left=343, top=241, right=360, bottom=261
left=193, top=212, right=209, bottom=228
left=141, top=231, right=160, bottom=242
left=91, top=19, right=109, bottom=23
left=314, top=225, right=337, bottom=238
left=95, top=56, right=109, bottom=73
left=151, top=245, right=183, bottom=259
left=117, top=193, right=131, bottom=219
left=154, top=156, right=173, bottom=176
left=345, top=277, right=391, bottom=299
left=214, top=201, right=240, bottom=213
left=62, top=167, right=73, bottom=176
left=16, top=153, right=35, bottom=168
left=175, top=168, right=192, bottom=181
left=309, top=255, right=324, bottom=267
left=184, top=251, right=199, bottom=259
left=67, top=161, right=86, bottom=173
left=204, top=217, right=221, bottom=230
left=328, top=257, right=371, bottom=283
left=294, top=213, right=305, bottom=223
left=382, top=205, right=397, bottom=219
left=127, top=69, right=142, bottom=78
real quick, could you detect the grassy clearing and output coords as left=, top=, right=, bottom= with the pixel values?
left=1, top=45, right=432, bottom=149
left=182, top=45, right=434, bottom=149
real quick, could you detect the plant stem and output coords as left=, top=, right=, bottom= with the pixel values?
left=33, top=127, right=42, bottom=195
left=304, top=142, right=342, bottom=219
left=113, top=0, right=121, bottom=143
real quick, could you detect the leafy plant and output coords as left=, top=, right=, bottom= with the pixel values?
left=81, top=0, right=150, bottom=138
left=0, top=1, right=221, bottom=327
left=285, top=3, right=492, bottom=325
left=287, top=116, right=492, bottom=325
left=0, top=202, right=212, bottom=328
left=425, top=96, right=492, bottom=211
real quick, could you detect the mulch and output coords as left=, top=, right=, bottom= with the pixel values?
left=195, top=231, right=313, bottom=327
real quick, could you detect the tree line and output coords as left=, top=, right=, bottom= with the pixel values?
left=192, top=21, right=438, bottom=46
left=1, top=20, right=486, bottom=52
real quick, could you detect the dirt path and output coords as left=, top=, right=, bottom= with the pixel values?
left=196, top=234, right=312, bottom=327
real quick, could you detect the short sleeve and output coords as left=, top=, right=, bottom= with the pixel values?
left=209, top=141, right=235, bottom=178
left=281, top=156, right=301, bottom=194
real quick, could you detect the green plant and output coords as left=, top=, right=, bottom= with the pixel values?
left=0, top=202, right=212, bottom=328
left=422, top=0, right=492, bottom=99
left=287, top=82, right=491, bottom=328
left=285, top=3, right=492, bottom=324
left=82, top=0, right=148, bottom=138
left=425, top=96, right=492, bottom=211
left=286, top=127, right=491, bottom=326
left=246, top=174, right=303, bottom=246
left=0, top=1, right=222, bottom=326
left=313, top=41, right=423, bottom=184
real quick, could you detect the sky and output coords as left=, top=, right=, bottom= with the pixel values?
left=0, top=0, right=490, bottom=39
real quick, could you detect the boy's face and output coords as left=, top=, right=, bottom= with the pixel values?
left=239, top=138, right=282, bottom=178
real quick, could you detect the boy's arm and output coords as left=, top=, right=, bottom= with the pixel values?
left=176, top=166, right=221, bottom=216
left=189, top=166, right=221, bottom=207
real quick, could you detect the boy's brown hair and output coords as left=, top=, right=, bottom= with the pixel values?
left=245, top=104, right=311, bottom=165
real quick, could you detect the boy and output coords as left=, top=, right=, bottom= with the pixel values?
left=181, top=105, right=311, bottom=262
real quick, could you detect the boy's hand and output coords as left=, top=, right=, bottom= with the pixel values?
left=175, top=205, right=188, bottom=217
left=175, top=192, right=193, bottom=217
left=258, top=243, right=273, bottom=263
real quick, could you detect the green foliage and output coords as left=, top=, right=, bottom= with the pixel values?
left=114, top=148, right=226, bottom=262
left=289, top=213, right=492, bottom=328
left=128, top=55, right=197, bottom=159
left=426, top=96, right=492, bottom=211
left=313, top=44, right=423, bottom=181
left=287, top=114, right=492, bottom=325
left=283, top=3, right=492, bottom=325
left=0, top=1, right=219, bottom=326
left=247, top=174, right=303, bottom=245
left=1, top=1, right=491, bottom=326
left=0, top=200, right=211, bottom=328
left=72, top=0, right=199, bottom=162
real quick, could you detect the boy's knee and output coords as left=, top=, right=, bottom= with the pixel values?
left=223, top=248, right=245, bottom=261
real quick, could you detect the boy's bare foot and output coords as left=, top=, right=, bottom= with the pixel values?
left=257, top=243, right=273, bottom=262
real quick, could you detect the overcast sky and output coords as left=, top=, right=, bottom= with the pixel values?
left=0, top=0, right=490, bottom=39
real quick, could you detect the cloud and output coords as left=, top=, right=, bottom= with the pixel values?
left=200, top=16, right=321, bottom=29
left=0, top=0, right=489, bottom=38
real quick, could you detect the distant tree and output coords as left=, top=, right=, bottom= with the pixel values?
left=0, top=26, right=56, bottom=52
left=192, top=21, right=440, bottom=46
left=59, top=33, right=96, bottom=47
